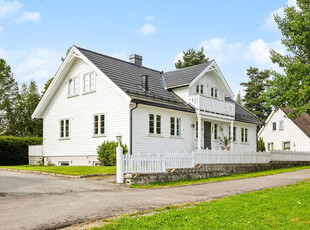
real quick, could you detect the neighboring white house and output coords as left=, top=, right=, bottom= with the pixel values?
left=32, top=46, right=263, bottom=166
left=258, top=108, right=310, bottom=151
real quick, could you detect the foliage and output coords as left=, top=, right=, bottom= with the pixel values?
left=97, top=141, right=128, bottom=166
left=61, top=46, right=72, bottom=62
left=0, top=136, right=42, bottom=165
left=240, top=67, right=272, bottom=121
left=236, top=91, right=243, bottom=105
left=218, top=134, right=232, bottom=146
left=41, top=77, right=54, bottom=96
left=175, top=47, right=209, bottom=69
left=0, top=165, right=116, bottom=176
left=0, top=59, right=19, bottom=134
left=265, top=0, right=310, bottom=118
left=257, top=137, right=266, bottom=152
left=10, top=80, right=42, bottom=137
left=131, top=165, right=310, bottom=189
left=98, top=179, right=310, bottom=229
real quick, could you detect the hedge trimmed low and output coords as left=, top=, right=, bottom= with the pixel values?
left=0, top=136, right=43, bottom=165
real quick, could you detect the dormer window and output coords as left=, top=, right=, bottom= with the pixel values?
left=83, top=72, right=95, bottom=93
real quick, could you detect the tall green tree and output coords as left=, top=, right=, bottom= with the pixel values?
left=236, top=91, right=243, bottom=105
left=13, top=80, right=42, bottom=137
left=240, top=67, right=271, bottom=121
left=265, top=0, right=310, bottom=117
left=175, top=47, right=209, bottom=69
left=0, top=59, right=19, bottom=134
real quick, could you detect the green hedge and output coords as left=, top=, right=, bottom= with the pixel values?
left=0, top=136, right=43, bottom=165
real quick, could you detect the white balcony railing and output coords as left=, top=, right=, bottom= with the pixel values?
left=189, top=95, right=235, bottom=117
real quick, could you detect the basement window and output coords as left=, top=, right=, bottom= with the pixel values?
left=59, top=161, right=69, bottom=166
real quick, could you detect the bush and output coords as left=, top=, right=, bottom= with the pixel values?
left=0, top=136, right=43, bottom=165
left=97, top=141, right=128, bottom=166
left=257, top=137, right=266, bottom=152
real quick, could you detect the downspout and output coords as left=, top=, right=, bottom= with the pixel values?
left=130, top=103, right=139, bottom=155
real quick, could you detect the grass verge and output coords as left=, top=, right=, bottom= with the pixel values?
left=0, top=165, right=116, bottom=176
left=93, top=179, right=310, bottom=229
left=130, top=165, right=310, bottom=188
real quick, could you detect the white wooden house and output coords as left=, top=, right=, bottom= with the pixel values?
left=32, top=46, right=263, bottom=166
left=258, top=108, right=310, bottom=151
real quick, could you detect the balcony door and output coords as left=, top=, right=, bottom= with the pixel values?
left=204, top=121, right=211, bottom=149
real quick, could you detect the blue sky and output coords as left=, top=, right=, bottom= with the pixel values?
left=0, top=0, right=295, bottom=95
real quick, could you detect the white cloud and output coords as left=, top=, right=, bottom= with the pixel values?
left=20, top=11, right=40, bottom=22
left=0, top=48, right=62, bottom=91
left=145, top=15, right=154, bottom=21
left=260, top=0, right=299, bottom=31
left=0, top=0, right=22, bottom=18
left=139, top=23, right=156, bottom=35
left=174, top=51, right=183, bottom=64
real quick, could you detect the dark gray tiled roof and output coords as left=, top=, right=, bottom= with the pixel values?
left=164, top=62, right=212, bottom=89
left=225, top=97, right=264, bottom=125
left=76, top=46, right=194, bottom=113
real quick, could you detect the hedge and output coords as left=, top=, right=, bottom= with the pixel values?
left=0, top=136, right=43, bottom=165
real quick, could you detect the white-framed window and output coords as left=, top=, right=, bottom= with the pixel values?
left=93, top=114, right=105, bottom=136
left=170, top=117, right=181, bottom=136
left=268, top=142, right=274, bottom=151
left=211, top=87, right=218, bottom=98
left=149, top=114, right=161, bottom=135
left=272, top=122, right=276, bottom=131
left=83, top=72, right=95, bottom=93
left=233, top=126, right=236, bottom=142
left=60, top=119, right=70, bottom=138
left=283, top=141, right=290, bottom=150
left=241, top=128, right=248, bottom=143
left=279, top=120, right=284, bottom=130
left=59, top=161, right=69, bottom=166
left=214, top=124, right=218, bottom=139
left=68, top=77, right=79, bottom=96
left=195, top=121, right=198, bottom=138
left=195, top=84, right=204, bottom=95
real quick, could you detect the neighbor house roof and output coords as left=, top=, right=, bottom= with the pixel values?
left=225, top=97, right=263, bottom=125
left=76, top=46, right=195, bottom=113
left=164, top=62, right=212, bottom=89
left=280, top=108, right=310, bottom=138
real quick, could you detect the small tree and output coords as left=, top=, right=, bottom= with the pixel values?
left=257, top=137, right=266, bottom=152
left=218, top=134, right=233, bottom=150
left=175, top=47, right=209, bottom=69
left=97, top=141, right=128, bottom=166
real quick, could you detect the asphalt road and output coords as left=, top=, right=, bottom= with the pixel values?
left=0, top=169, right=309, bottom=230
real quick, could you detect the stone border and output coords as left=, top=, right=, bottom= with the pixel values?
left=0, top=168, right=115, bottom=178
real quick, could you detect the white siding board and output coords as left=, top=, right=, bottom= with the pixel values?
left=172, top=87, right=189, bottom=102
left=43, top=59, right=130, bottom=160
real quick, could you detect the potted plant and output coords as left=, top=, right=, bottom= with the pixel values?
left=218, top=134, right=233, bottom=150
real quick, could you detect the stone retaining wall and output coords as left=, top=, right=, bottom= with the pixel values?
left=124, top=161, right=310, bottom=185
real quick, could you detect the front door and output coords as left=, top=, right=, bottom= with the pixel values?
left=204, top=121, right=211, bottom=149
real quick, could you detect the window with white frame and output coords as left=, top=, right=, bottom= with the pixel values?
left=68, top=77, right=79, bottom=96
left=195, top=84, right=204, bottom=95
left=272, top=122, right=276, bottom=131
left=83, top=72, right=95, bottom=93
left=279, top=120, right=284, bottom=130
left=268, top=142, right=274, bottom=151
left=233, top=126, right=236, bottom=142
left=149, top=114, right=161, bottom=135
left=195, top=121, right=198, bottom=138
left=211, top=87, right=218, bottom=98
left=214, top=124, right=218, bottom=139
left=170, top=117, right=181, bottom=136
left=60, top=119, right=70, bottom=138
left=94, top=114, right=105, bottom=136
left=283, top=141, right=290, bottom=150
left=241, top=128, right=248, bottom=143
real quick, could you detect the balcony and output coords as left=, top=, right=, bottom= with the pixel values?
left=189, top=95, right=235, bottom=117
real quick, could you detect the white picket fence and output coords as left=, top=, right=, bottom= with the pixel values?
left=123, top=149, right=310, bottom=174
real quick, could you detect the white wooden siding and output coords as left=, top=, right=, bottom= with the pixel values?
left=131, top=104, right=196, bottom=154
left=43, top=58, right=130, bottom=158
left=173, top=87, right=189, bottom=102
left=259, top=109, right=310, bottom=151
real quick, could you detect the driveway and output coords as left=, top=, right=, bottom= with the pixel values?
left=0, top=169, right=309, bottom=230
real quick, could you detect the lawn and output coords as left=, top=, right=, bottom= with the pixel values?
left=93, top=179, right=310, bottom=229
left=0, top=165, right=116, bottom=176
left=131, top=165, right=310, bottom=188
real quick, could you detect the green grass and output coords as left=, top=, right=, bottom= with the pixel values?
left=93, top=179, right=310, bottom=230
left=131, top=165, right=310, bottom=188
left=0, top=165, right=116, bottom=176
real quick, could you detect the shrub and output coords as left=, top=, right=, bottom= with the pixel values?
left=257, top=137, right=266, bottom=152
left=0, top=136, right=43, bottom=165
left=97, top=141, right=128, bottom=166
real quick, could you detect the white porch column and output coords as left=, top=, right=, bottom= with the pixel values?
left=230, top=120, right=234, bottom=151
left=198, top=114, right=202, bottom=149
